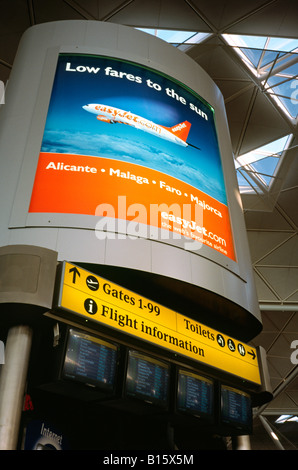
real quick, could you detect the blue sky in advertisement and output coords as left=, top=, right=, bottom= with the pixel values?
left=41, top=54, right=227, bottom=205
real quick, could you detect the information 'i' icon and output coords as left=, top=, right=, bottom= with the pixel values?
left=84, top=298, right=98, bottom=315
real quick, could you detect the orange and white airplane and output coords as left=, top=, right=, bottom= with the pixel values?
left=82, top=103, right=192, bottom=147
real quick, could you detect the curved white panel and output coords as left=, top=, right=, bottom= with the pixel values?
left=0, top=21, right=261, bottom=338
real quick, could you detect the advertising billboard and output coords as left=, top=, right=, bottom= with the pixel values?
left=29, top=53, right=235, bottom=261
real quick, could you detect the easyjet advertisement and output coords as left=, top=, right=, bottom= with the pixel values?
left=29, top=54, right=236, bottom=260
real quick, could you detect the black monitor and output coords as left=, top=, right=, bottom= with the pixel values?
left=125, top=349, right=170, bottom=410
left=220, top=384, right=252, bottom=435
left=176, top=368, right=215, bottom=424
left=61, top=328, right=119, bottom=394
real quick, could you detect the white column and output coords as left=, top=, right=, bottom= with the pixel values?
left=236, top=435, right=251, bottom=450
left=0, top=325, right=33, bottom=450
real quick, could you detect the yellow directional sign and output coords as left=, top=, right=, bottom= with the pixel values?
left=55, top=262, right=261, bottom=385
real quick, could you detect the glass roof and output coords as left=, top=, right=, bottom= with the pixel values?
left=136, top=28, right=210, bottom=51
left=235, top=135, right=292, bottom=193
left=276, top=415, right=298, bottom=424
left=223, top=34, right=298, bottom=120
left=134, top=29, right=296, bottom=196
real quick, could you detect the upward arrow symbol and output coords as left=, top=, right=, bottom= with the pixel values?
left=69, top=266, right=80, bottom=284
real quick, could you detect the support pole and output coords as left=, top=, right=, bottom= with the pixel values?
left=259, top=415, right=285, bottom=450
left=0, top=325, right=33, bottom=450
left=236, top=435, right=251, bottom=450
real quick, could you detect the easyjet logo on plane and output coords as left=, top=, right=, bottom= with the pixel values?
left=83, top=103, right=194, bottom=148
left=171, top=122, right=187, bottom=132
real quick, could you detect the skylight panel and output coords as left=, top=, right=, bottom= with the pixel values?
left=275, top=415, right=298, bottom=424
left=265, top=79, right=298, bottom=116
left=235, top=137, right=286, bottom=168
left=223, top=34, right=298, bottom=54
left=236, top=170, right=259, bottom=194
left=259, top=50, right=287, bottom=69
left=267, top=37, right=298, bottom=52
left=138, top=29, right=195, bottom=43
left=235, top=135, right=291, bottom=193
left=263, top=62, right=298, bottom=119
left=238, top=47, right=263, bottom=69
left=223, top=34, right=298, bottom=77
left=136, top=28, right=210, bottom=50
left=223, top=34, right=267, bottom=50
left=223, top=34, right=298, bottom=121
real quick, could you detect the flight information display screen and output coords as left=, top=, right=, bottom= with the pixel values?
left=177, top=369, right=214, bottom=421
left=125, top=350, right=170, bottom=407
left=221, top=384, right=252, bottom=431
left=62, top=329, right=118, bottom=391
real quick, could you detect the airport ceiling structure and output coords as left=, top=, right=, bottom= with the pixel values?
left=1, top=0, right=298, bottom=450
